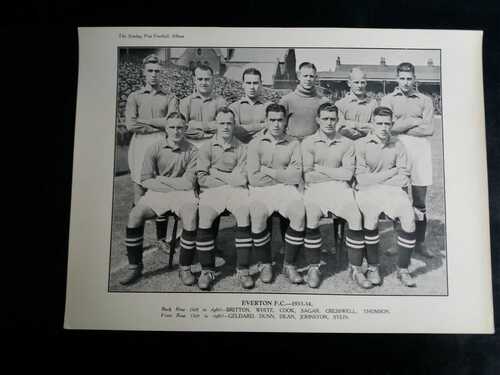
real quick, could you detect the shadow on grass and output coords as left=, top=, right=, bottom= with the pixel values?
left=375, top=219, right=446, bottom=280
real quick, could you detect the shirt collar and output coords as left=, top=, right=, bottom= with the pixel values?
left=392, top=87, right=419, bottom=98
left=140, top=84, right=166, bottom=95
left=211, top=136, right=238, bottom=151
left=239, top=96, right=265, bottom=105
left=260, top=131, right=292, bottom=145
left=163, top=137, right=186, bottom=151
left=365, top=133, right=395, bottom=148
left=346, top=92, right=370, bottom=104
left=193, top=91, right=216, bottom=102
left=312, top=130, right=343, bottom=145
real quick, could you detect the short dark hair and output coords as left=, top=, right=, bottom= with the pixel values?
left=265, top=103, right=287, bottom=118
left=193, top=63, right=214, bottom=76
left=299, top=62, right=317, bottom=73
left=317, top=102, right=338, bottom=117
left=372, top=106, right=393, bottom=119
left=215, top=106, right=235, bottom=120
left=396, top=62, right=415, bottom=76
left=242, top=67, right=262, bottom=82
left=166, top=112, right=187, bottom=122
left=142, top=54, right=160, bottom=68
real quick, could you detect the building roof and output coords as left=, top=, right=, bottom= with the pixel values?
left=227, top=48, right=288, bottom=63
left=170, top=48, right=225, bottom=59
left=318, top=64, right=441, bottom=82
left=224, top=62, right=278, bottom=85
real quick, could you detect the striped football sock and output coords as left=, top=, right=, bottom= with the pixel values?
left=125, top=226, right=144, bottom=266
left=179, top=229, right=196, bottom=267
left=155, top=214, right=167, bottom=241
left=235, top=226, right=252, bottom=270
left=252, top=229, right=272, bottom=264
left=284, top=227, right=304, bottom=265
left=304, top=227, right=322, bottom=265
left=346, top=228, right=365, bottom=266
left=196, top=228, right=215, bottom=270
left=364, top=228, right=380, bottom=265
left=397, top=229, right=416, bottom=268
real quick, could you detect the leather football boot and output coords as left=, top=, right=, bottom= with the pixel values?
left=197, top=269, right=216, bottom=290
left=258, top=263, right=273, bottom=283
left=306, top=265, right=322, bottom=288
left=415, top=242, right=434, bottom=258
left=237, top=269, right=254, bottom=289
left=119, top=264, right=143, bottom=285
left=366, top=264, right=382, bottom=286
left=283, top=264, right=303, bottom=284
left=397, top=268, right=416, bottom=287
left=350, top=265, right=372, bottom=289
left=179, top=266, right=196, bottom=286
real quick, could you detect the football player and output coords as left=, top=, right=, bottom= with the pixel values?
left=125, top=54, right=179, bottom=250
left=279, top=62, right=329, bottom=141
left=335, top=67, right=377, bottom=140
left=246, top=103, right=306, bottom=284
left=229, top=67, right=270, bottom=143
left=381, top=62, right=435, bottom=258
left=179, top=64, right=227, bottom=140
left=120, top=112, right=198, bottom=286
left=354, top=106, right=418, bottom=287
left=302, top=103, right=364, bottom=288
left=195, top=107, right=253, bottom=290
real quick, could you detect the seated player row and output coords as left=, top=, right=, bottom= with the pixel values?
left=121, top=103, right=421, bottom=292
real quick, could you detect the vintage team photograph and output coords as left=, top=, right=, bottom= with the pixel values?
left=109, top=47, right=446, bottom=295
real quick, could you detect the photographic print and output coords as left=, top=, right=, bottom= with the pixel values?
left=65, top=28, right=492, bottom=332
left=109, top=46, right=446, bottom=295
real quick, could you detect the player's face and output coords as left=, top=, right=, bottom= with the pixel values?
left=215, top=112, right=235, bottom=140
left=397, top=71, right=415, bottom=93
left=144, top=63, right=161, bottom=87
left=194, top=68, right=214, bottom=95
left=317, top=110, right=338, bottom=136
left=372, top=115, right=393, bottom=142
left=266, top=111, right=286, bottom=138
left=298, top=67, right=317, bottom=91
left=243, top=73, right=262, bottom=99
left=166, top=118, right=186, bottom=142
left=348, top=71, right=367, bottom=96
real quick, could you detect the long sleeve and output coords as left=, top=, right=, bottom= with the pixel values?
left=317, top=143, right=355, bottom=181
left=230, top=144, right=248, bottom=186
left=247, top=140, right=275, bottom=186
left=140, top=144, right=174, bottom=192
left=125, top=93, right=158, bottom=133
left=379, top=95, right=415, bottom=134
left=405, top=95, right=435, bottom=137
left=197, top=142, right=225, bottom=188
left=354, top=142, right=397, bottom=186
left=301, top=140, right=329, bottom=184
left=274, top=142, right=302, bottom=184
left=160, top=147, right=199, bottom=190
left=384, top=142, right=410, bottom=187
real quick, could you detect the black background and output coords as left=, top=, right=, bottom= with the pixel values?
left=5, top=0, right=499, bottom=372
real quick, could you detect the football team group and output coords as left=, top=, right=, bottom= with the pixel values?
left=119, top=53, right=436, bottom=291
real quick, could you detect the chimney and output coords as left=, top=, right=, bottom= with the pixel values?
left=427, top=58, right=434, bottom=66
left=380, top=57, right=386, bottom=66
left=227, top=48, right=235, bottom=60
left=336, top=56, right=341, bottom=66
